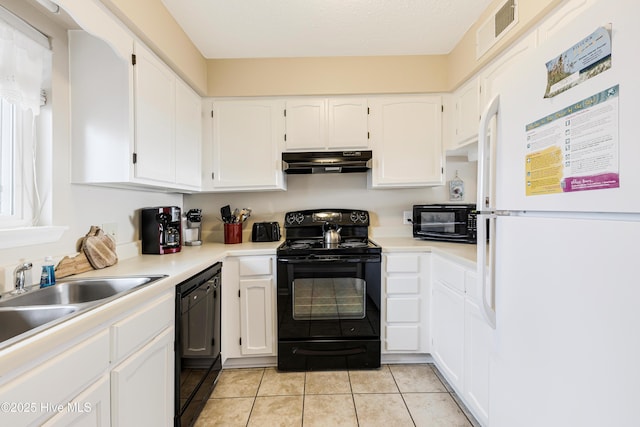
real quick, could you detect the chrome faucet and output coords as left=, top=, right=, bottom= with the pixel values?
left=13, top=262, right=33, bottom=294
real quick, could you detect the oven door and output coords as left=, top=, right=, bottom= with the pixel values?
left=276, top=253, right=381, bottom=370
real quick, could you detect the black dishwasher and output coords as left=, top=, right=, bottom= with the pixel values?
left=175, top=262, right=222, bottom=427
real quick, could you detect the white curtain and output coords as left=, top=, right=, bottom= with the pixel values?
left=0, top=18, right=50, bottom=116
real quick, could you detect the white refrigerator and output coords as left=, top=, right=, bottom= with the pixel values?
left=476, top=0, right=640, bottom=426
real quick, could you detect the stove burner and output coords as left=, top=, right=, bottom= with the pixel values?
left=340, top=241, right=368, bottom=248
left=296, top=239, right=319, bottom=244
left=290, top=243, right=311, bottom=250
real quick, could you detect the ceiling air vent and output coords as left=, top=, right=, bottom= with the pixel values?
left=476, top=0, right=518, bottom=59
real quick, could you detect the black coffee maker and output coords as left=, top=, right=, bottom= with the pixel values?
left=141, top=206, right=182, bottom=254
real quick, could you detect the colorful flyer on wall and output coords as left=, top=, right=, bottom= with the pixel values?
left=544, top=25, right=612, bottom=98
left=525, top=85, right=619, bottom=196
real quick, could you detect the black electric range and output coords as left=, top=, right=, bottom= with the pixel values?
left=276, top=209, right=381, bottom=371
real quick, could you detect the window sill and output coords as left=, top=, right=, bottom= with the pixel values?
left=0, top=226, right=68, bottom=249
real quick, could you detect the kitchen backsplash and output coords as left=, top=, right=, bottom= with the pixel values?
left=186, top=156, right=477, bottom=242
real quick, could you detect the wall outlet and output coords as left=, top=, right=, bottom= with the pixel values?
left=403, top=211, right=412, bottom=225
left=102, top=222, right=118, bottom=243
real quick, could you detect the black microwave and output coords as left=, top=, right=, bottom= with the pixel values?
left=412, top=204, right=479, bottom=243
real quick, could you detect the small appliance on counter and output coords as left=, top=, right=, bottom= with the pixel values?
left=251, top=222, right=281, bottom=242
left=412, top=204, right=478, bottom=243
left=183, top=209, right=203, bottom=246
left=141, top=206, right=182, bottom=254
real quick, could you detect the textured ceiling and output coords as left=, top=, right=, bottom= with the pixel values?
left=160, top=0, right=494, bottom=59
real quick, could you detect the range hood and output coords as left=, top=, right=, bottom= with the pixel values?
left=282, top=151, right=372, bottom=174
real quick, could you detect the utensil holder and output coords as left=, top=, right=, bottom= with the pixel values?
left=224, top=223, right=242, bottom=244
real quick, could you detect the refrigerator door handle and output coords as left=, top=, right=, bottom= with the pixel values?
left=477, top=94, right=499, bottom=211
left=477, top=94, right=500, bottom=329
left=477, top=213, right=497, bottom=329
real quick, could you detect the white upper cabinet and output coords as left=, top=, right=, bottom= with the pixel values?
left=450, top=77, right=480, bottom=149
left=284, top=99, right=325, bottom=150
left=479, top=32, right=537, bottom=109
left=368, top=95, right=443, bottom=188
left=175, top=78, right=203, bottom=188
left=206, top=99, right=286, bottom=192
left=69, top=31, right=202, bottom=192
left=327, top=98, right=369, bottom=149
left=285, top=97, right=369, bottom=151
left=536, top=0, right=598, bottom=44
left=133, top=41, right=176, bottom=184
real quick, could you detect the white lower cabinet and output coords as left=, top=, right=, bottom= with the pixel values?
left=0, top=289, right=175, bottom=426
left=222, top=255, right=277, bottom=361
left=111, top=327, right=174, bottom=427
left=463, top=271, right=491, bottom=427
left=110, top=291, right=174, bottom=426
left=0, top=329, right=110, bottom=426
left=42, top=374, right=111, bottom=427
left=239, top=278, right=274, bottom=355
left=431, top=274, right=465, bottom=391
left=431, top=254, right=492, bottom=426
left=383, top=253, right=430, bottom=353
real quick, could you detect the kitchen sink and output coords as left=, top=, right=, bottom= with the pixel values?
left=0, top=275, right=167, bottom=348
left=0, top=306, right=79, bottom=343
left=0, top=276, right=166, bottom=307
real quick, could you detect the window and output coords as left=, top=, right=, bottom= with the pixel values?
left=0, top=98, right=37, bottom=227
left=0, top=7, right=51, bottom=229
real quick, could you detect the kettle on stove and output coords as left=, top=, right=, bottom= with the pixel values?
left=323, top=222, right=342, bottom=245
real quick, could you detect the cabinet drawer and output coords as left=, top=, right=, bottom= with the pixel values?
left=0, top=330, right=109, bottom=427
left=385, top=254, right=420, bottom=273
left=386, top=297, right=420, bottom=322
left=239, top=256, right=273, bottom=276
left=433, top=256, right=465, bottom=292
left=386, top=275, right=420, bottom=294
left=110, top=292, right=174, bottom=362
left=386, top=325, right=420, bottom=351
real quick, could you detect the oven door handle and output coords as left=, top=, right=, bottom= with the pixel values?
left=292, top=347, right=367, bottom=357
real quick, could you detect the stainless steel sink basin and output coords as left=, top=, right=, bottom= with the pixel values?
left=0, top=275, right=166, bottom=308
left=0, top=306, right=78, bottom=343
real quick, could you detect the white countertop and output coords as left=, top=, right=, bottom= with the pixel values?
left=0, top=237, right=477, bottom=376
left=372, top=237, right=477, bottom=269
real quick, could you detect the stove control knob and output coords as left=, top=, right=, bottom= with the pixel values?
left=358, top=212, right=368, bottom=223
left=286, top=212, right=305, bottom=224
left=350, top=211, right=359, bottom=223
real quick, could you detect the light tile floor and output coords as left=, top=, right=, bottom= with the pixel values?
left=195, top=364, right=479, bottom=427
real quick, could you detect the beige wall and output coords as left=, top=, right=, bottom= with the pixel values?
left=98, top=0, right=566, bottom=97
left=207, top=55, right=448, bottom=96
left=0, top=0, right=182, bottom=288
left=99, top=0, right=208, bottom=94
left=447, top=0, right=563, bottom=89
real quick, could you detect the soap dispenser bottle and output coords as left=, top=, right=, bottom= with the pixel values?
left=40, top=256, right=56, bottom=288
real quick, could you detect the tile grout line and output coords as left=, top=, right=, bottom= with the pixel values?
left=346, top=369, right=361, bottom=427
left=388, top=364, right=418, bottom=427
left=301, top=371, right=307, bottom=426
left=429, top=364, right=479, bottom=427
left=244, top=368, right=266, bottom=427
